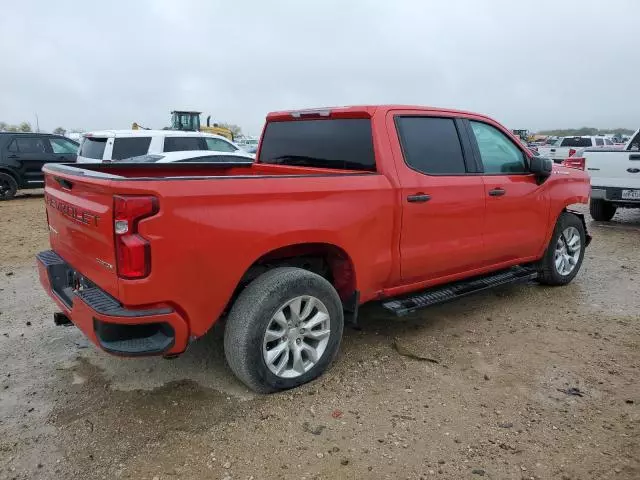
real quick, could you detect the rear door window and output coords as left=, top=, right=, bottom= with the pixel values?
left=259, top=119, right=376, bottom=171
left=204, top=137, right=238, bottom=152
left=111, top=137, right=152, bottom=160
left=395, top=117, right=467, bottom=175
left=595, top=138, right=604, bottom=146
left=560, top=137, right=592, bottom=147
left=163, top=136, right=205, bottom=152
left=79, top=137, right=108, bottom=159
left=15, top=137, right=49, bottom=154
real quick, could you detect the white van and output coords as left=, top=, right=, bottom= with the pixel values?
left=76, top=130, right=246, bottom=163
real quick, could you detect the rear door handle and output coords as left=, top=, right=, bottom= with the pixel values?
left=7, top=154, right=19, bottom=159
left=407, top=193, right=431, bottom=203
left=488, top=188, right=506, bottom=197
left=629, top=154, right=640, bottom=161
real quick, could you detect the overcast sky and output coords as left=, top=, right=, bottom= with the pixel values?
left=0, top=0, right=637, bottom=135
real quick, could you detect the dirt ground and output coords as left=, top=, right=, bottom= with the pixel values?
left=0, top=191, right=638, bottom=480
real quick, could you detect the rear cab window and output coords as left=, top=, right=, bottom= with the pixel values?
left=79, top=137, right=108, bottom=159
left=560, top=137, right=592, bottom=147
left=258, top=119, right=376, bottom=171
left=112, top=137, right=152, bottom=160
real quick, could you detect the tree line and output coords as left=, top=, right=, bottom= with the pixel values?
left=0, top=121, right=70, bottom=135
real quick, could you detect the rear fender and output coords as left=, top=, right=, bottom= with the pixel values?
left=0, top=166, right=20, bottom=183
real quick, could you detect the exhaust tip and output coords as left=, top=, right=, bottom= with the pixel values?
left=54, top=312, right=72, bottom=326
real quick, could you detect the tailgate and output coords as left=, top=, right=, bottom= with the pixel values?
left=43, top=169, right=118, bottom=297
left=586, top=151, right=640, bottom=189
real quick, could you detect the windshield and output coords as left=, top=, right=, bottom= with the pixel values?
left=259, top=118, right=376, bottom=172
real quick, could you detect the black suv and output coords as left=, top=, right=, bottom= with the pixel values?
left=0, top=133, right=78, bottom=199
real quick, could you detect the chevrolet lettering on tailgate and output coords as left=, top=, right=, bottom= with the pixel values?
left=45, top=194, right=100, bottom=226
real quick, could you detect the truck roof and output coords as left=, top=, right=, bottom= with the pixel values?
left=267, top=105, right=496, bottom=122
left=83, top=130, right=229, bottom=140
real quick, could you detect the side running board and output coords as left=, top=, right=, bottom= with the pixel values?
left=382, top=266, right=538, bottom=317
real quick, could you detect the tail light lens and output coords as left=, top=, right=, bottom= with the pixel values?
left=568, top=148, right=577, bottom=157
left=562, top=157, right=586, bottom=170
left=114, top=195, right=158, bottom=279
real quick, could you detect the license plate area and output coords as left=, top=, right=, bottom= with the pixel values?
left=622, top=189, right=640, bottom=200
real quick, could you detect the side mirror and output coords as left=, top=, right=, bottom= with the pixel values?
left=529, top=156, right=553, bottom=180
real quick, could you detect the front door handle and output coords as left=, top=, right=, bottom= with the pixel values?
left=7, top=154, right=19, bottom=159
left=488, top=188, right=506, bottom=197
left=407, top=193, right=431, bottom=203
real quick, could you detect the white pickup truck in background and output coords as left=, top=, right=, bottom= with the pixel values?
left=583, top=129, right=640, bottom=220
left=538, top=136, right=615, bottom=163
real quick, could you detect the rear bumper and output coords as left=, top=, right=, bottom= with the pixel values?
left=36, top=250, right=189, bottom=356
left=591, top=187, right=640, bottom=205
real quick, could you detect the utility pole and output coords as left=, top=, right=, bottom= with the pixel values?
left=35, top=113, right=40, bottom=132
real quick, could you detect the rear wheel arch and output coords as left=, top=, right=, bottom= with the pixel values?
left=0, top=167, right=20, bottom=184
left=238, top=242, right=357, bottom=302
left=0, top=170, right=19, bottom=200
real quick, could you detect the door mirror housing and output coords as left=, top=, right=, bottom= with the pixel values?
left=529, top=156, right=553, bottom=180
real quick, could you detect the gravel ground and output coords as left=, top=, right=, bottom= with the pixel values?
left=0, top=192, right=638, bottom=480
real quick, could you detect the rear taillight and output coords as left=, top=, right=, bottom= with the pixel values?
left=568, top=148, right=577, bottom=157
left=561, top=157, right=586, bottom=170
left=114, top=195, right=158, bottom=279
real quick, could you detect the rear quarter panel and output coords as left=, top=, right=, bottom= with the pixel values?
left=113, top=173, right=397, bottom=337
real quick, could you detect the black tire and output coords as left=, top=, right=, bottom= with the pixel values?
left=537, top=212, right=586, bottom=286
left=224, top=267, right=344, bottom=393
left=589, top=198, right=616, bottom=221
left=0, top=172, right=18, bottom=200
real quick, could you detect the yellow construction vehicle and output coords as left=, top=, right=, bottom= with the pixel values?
left=131, top=111, right=234, bottom=141
left=171, top=111, right=234, bottom=140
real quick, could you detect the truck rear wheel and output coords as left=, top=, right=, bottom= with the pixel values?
left=0, top=172, right=18, bottom=200
left=224, top=267, right=344, bottom=393
left=537, top=212, right=586, bottom=286
left=589, top=198, right=616, bottom=221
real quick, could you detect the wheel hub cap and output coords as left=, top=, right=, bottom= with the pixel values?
left=262, top=295, right=331, bottom=379
left=554, top=226, right=582, bottom=276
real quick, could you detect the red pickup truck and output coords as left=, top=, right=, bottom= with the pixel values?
left=37, top=105, right=591, bottom=393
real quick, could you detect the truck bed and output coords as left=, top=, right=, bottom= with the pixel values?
left=41, top=160, right=396, bottom=339
left=45, top=162, right=372, bottom=180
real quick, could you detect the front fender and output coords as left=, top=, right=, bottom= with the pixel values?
left=565, top=209, right=592, bottom=247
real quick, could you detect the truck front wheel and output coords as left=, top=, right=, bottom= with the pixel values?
left=537, top=212, right=586, bottom=286
left=224, top=267, right=344, bottom=393
left=589, top=198, right=616, bottom=221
